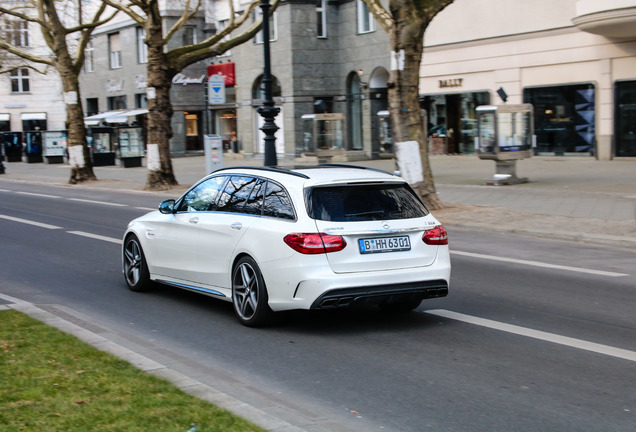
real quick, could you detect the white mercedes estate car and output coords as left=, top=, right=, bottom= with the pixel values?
left=123, top=165, right=451, bottom=326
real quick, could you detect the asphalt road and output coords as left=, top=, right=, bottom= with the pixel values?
left=1, top=182, right=635, bottom=432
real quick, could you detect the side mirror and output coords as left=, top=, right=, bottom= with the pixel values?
left=158, top=199, right=176, bottom=214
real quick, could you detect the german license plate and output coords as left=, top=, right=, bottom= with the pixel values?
left=358, top=236, right=411, bottom=254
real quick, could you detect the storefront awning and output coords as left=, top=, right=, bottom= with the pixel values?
left=21, top=112, right=47, bottom=120
left=84, top=109, right=147, bottom=126
left=0, top=114, right=9, bottom=122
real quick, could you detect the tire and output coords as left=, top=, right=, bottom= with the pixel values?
left=232, top=256, right=274, bottom=327
left=123, top=234, right=154, bottom=292
left=379, top=299, right=422, bottom=313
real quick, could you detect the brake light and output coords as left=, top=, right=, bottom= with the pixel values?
left=283, top=233, right=347, bottom=254
left=423, top=225, right=449, bottom=245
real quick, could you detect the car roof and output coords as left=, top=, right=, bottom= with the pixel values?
left=209, top=165, right=405, bottom=187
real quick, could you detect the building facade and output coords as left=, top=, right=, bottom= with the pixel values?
left=420, top=0, right=636, bottom=160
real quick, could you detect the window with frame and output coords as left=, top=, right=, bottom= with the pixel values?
left=182, top=26, right=197, bottom=46
left=4, top=19, right=29, bottom=47
left=180, top=176, right=227, bottom=212
left=217, top=176, right=258, bottom=213
left=10, top=68, right=30, bottom=93
left=136, top=27, right=147, bottom=64
left=357, top=0, right=375, bottom=34
left=317, top=0, right=327, bottom=38
left=263, top=182, right=295, bottom=220
left=216, top=20, right=232, bottom=57
left=253, top=10, right=277, bottom=43
left=107, top=95, right=127, bottom=110
left=135, top=93, right=148, bottom=109
left=109, top=32, right=122, bottom=69
left=84, top=41, right=95, bottom=73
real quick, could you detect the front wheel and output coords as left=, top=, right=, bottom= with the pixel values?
left=123, top=234, right=154, bottom=292
left=232, top=257, right=274, bottom=327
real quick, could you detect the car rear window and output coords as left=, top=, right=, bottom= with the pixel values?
left=306, top=183, right=429, bottom=222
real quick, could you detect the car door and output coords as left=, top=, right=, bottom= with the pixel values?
left=196, top=176, right=262, bottom=289
left=150, top=175, right=227, bottom=282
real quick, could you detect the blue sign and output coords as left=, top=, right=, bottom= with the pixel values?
left=208, top=75, right=226, bottom=104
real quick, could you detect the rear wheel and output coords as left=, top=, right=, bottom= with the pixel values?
left=123, top=235, right=153, bottom=292
left=232, top=257, right=274, bottom=327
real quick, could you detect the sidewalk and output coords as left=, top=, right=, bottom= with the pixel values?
left=1, top=154, right=635, bottom=248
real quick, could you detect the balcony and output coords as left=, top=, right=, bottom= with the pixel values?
left=572, top=0, right=636, bottom=38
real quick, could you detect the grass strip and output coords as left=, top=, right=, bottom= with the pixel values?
left=0, top=310, right=265, bottom=432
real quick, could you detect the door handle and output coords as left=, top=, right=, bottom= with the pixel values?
left=188, top=217, right=199, bottom=224
left=231, top=222, right=242, bottom=231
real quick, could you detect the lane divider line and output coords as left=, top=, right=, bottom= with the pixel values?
left=0, top=214, right=61, bottom=230
left=68, top=198, right=128, bottom=207
left=16, top=191, right=62, bottom=199
left=67, top=231, right=122, bottom=244
left=426, top=309, right=636, bottom=363
left=451, top=250, right=628, bottom=277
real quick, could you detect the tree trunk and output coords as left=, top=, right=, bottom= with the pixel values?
left=387, top=0, right=446, bottom=210
left=144, top=20, right=178, bottom=191
left=60, top=62, right=95, bottom=184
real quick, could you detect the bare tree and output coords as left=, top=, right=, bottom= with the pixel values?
left=103, top=0, right=279, bottom=190
left=363, top=0, right=453, bottom=209
left=0, top=0, right=117, bottom=183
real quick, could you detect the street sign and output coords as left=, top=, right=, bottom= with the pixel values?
left=208, top=74, right=226, bottom=104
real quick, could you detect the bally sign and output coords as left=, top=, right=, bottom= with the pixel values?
left=439, top=78, right=463, bottom=88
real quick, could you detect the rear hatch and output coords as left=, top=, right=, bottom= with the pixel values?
left=307, top=182, right=442, bottom=274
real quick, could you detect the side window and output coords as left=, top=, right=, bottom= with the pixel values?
left=243, top=179, right=266, bottom=216
left=263, top=182, right=295, bottom=220
left=217, top=176, right=257, bottom=214
left=179, top=176, right=226, bottom=212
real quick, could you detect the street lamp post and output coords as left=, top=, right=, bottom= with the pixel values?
left=258, top=0, right=279, bottom=167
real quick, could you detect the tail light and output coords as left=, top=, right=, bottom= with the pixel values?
left=284, top=233, right=347, bottom=254
left=423, top=225, right=449, bottom=245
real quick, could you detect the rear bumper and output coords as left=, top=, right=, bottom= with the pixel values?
left=310, top=279, right=448, bottom=309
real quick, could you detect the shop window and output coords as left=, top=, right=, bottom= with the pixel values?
left=0, top=114, right=10, bottom=132
left=109, top=32, right=122, bottom=69
left=10, top=68, right=30, bottom=93
left=615, top=81, right=636, bottom=157
left=524, top=84, right=595, bottom=155
left=357, top=0, right=375, bottom=34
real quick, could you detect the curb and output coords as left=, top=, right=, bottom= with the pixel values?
left=1, top=295, right=311, bottom=432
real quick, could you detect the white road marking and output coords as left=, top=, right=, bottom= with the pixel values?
left=0, top=214, right=61, bottom=230
left=16, top=191, right=62, bottom=199
left=68, top=198, right=127, bottom=207
left=67, top=231, right=122, bottom=244
left=451, top=250, right=628, bottom=277
left=426, top=309, right=636, bottom=363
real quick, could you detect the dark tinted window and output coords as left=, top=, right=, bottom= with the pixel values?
left=243, top=179, right=266, bottom=215
left=263, top=182, right=295, bottom=220
left=308, top=184, right=429, bottom=222
left=217, top=176, right=257, bottom=213
left=179, top=176, right=226, bottom=212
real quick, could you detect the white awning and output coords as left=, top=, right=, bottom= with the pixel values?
left=125, top=108, right=149, bottom=117
left=103, top=113, right=130, bottom=124
left=21, top=112, right=47, bottom=120
left=84, top=110, right=128, bottom=126
left=0, top=114, right=9, bottom=121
